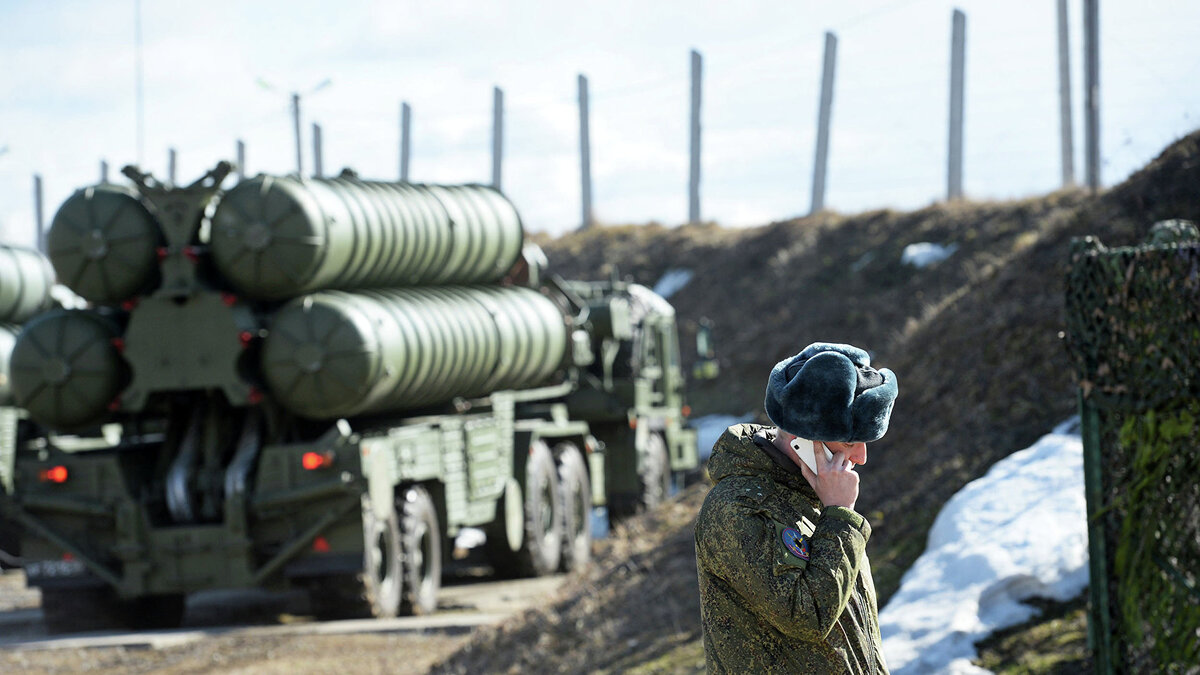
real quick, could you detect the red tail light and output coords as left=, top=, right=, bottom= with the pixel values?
left=301, top=451, right=334, bottom=471
left=40, top=466, right=69, bottom=483
left=312, top=536, right=331, bottom=553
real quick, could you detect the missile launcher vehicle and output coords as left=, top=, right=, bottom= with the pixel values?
left=0, top=163, right=699, bottom=630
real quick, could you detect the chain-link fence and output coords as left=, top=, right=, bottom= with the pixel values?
left=1065, top=221, right=1200, bottom=673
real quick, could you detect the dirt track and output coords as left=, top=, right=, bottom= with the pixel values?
left=0, top=568, right=565, bottom=674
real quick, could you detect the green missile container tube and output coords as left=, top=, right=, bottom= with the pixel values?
left=261, top=285, right=568, bottom=419
left=209, top=176, right=524, bottom=300
left=0, top=324, right=17, bottom=405
left=0, top=243, right=55, bottom=324
left=9, top=310, right=126, bottom=429
left=46, top=184, right=161, bottom=305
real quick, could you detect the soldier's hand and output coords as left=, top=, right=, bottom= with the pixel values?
left=799, top=441, right=860, bottom=511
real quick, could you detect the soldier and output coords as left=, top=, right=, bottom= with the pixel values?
left=695, top=342, right=898, bottom=673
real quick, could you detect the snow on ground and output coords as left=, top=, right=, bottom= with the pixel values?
left=879, top=418, right=1089, bottom=675
left=652, top=268, right=693, bottom=299
left=901, top=242, right=959, bottom=268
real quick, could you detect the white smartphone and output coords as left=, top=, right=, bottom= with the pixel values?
left=790, top=437, right=834, bottom=474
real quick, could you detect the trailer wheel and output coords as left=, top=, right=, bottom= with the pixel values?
left=399, top=486, right=441, bottom=615
left=42, top=587, right=185, bottom=633
left=308, top=498, right=402, bottom=620
left=556, top=443, right=592, bottom=572
left=488, top=439, right=562, bottom=577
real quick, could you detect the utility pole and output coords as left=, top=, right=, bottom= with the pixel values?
left=947, top=9, right=966, bottom=201
left=492, top=86, right=504, bottom=191
left=33, top=174, right=44, bottom=253
left=1083, top=0, right=1100, bottom=191
left=291, top=92, right=303, bottom=177
left=168, top=147, right=177, bottom=184
left=688, top=49, right=703, bottom=224
left=400, top=102, right=411, bottom=181
left=1057, top=0, right=1075, bottom=187
left=312, top=122, right=323, bottom=178
left=811, top=31, right=838, bottom=214
left=134, top=0, right=145, bottom=166
left=236, top=139, right=246, bottom=180
left=101, top=159, right=109, bottom=183
left=578, top=74, right=593, bottom=229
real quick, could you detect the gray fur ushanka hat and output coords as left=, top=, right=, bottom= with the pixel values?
left=764, top=342, right=898, bottom=443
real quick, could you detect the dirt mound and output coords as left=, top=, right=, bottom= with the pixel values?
left=433, top=129, right=1200, bottom=672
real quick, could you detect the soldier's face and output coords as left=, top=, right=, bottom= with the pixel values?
left=824, top=441, right=868, bottom=466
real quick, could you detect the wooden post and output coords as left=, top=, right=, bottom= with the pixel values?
left=400, top=102, right=411, bottom=181
left=33, top=174, right=44, bottom=253
left=578, top=74, right=593, bottom=230
left=312, top=122, right=323, bottom=178
left=492, top=87, right=504, bottom=191
left=1083, top=0, right=1100, bottom=191
left=236, top=139, right=246, bottom=180
left=811, top=32, right=838, bottom=215
left=101, top=160, right=109, bottom=183
left=1057, top=0, right=1075, bottom=187
left=168, top=147, right=177, bottom=185
left=947, top=9, right=966, bottom=201
left=291, top=92, right=303, bottom=177
left=689, top=49, right=703, bottom=224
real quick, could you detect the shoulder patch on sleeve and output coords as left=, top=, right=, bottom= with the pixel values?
left=771, top=520, right=810, bottom=574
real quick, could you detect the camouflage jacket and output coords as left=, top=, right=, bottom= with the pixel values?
left=695, top=424, right=888, bottom=674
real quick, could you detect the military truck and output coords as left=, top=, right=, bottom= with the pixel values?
left=0, top=163, right=698, bottom=630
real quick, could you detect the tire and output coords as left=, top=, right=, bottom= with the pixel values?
left=556, top=443, right=592, bottom=572
left=640, top=431, right=672, bottom=511
left=308, top=497, right=402, bottom=620
left=609, top=430, right=673, bottom=522
left=487, top=439, right=563, bottom=578
left=42, top=587, right=186, bottom=633
left=399, top=486, right=441, bottom=615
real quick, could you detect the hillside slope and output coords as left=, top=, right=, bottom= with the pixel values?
left=434, top=130, right=1200, bottom=673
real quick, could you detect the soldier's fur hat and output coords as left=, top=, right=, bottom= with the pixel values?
left=764, top=342, right=898, bottom=443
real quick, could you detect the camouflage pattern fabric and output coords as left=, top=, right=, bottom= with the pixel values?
left=695, top=424, right=888, bottom=674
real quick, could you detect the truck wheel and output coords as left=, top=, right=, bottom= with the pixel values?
left=308, top=498, right=402, bottom=620
left=556, top=443, right=592, bottom=572
left=42, top=587, right=186, bottom=633
left=360, top=498, right=403, bottom=618
left=640, top=431, right=672, bottom=510
left=399, top=486, right=441, bottom=615
left=488, top=439, right=562, bottom=577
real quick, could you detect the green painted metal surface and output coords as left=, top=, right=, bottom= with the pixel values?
left=120, top=292, right=260, bottom=410
left=0, top=243, right=55, bottom=324
left=210, top=177, right=523, bottom=300
left=10, top=310, right=125, bottom=429
left=47, top=184, right=160, bottom=304
left=261, top=285, right=567, bottom=418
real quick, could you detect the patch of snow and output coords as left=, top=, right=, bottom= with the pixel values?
left=692, top=413, right=757, bottom=462
left=901, top=242, right=959, bottom=268
left=879, top=418, right=1088, bottom=675
left=652, top=268, right=694, bottom=299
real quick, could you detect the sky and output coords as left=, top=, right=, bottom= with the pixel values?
left=2, top=0, right=1199, bottom=248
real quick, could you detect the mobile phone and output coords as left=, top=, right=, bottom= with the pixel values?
left=790, top=437, right=834, bottom=474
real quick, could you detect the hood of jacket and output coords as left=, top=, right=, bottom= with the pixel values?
left=707, top=423, right=814, bottom=497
